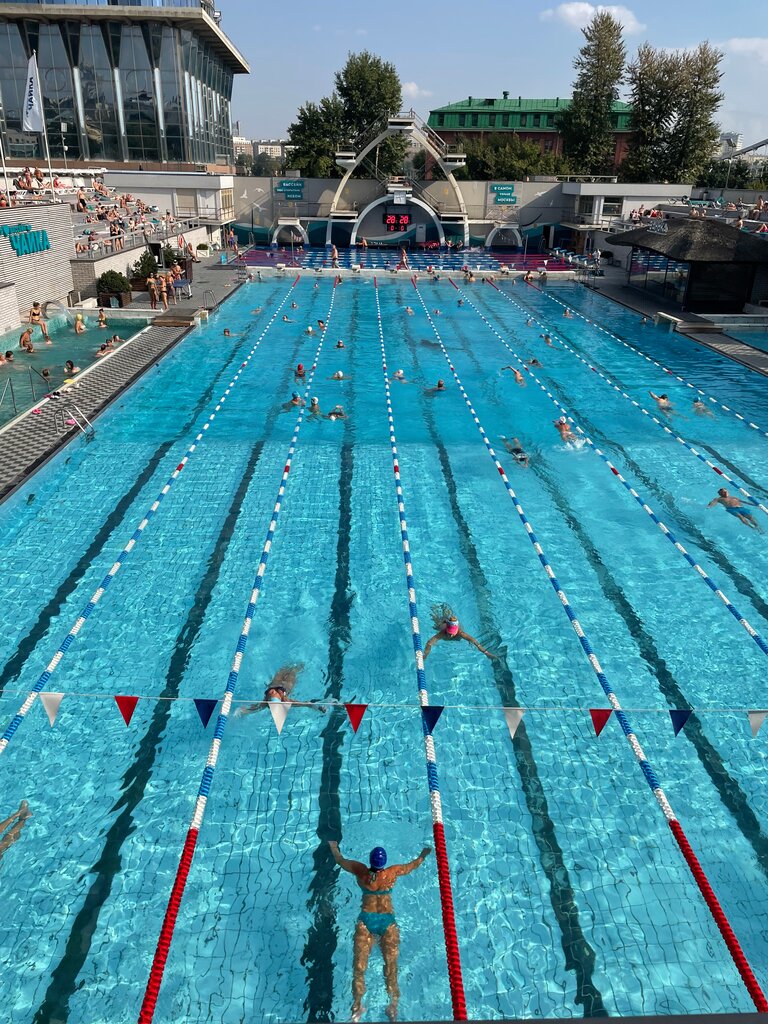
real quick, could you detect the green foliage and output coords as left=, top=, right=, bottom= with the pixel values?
left=235, top=153, right=253, bottom=173
left=286, top=96, right=346, bottom=178
left=287, top=50, right=406, bottom=178
left=463, top=134, right=571, bottom=180
left=559, top=11, right=626, bottom=174
left=130, top=249, right=158, bottom=280
left=695, top=159, right=753, bottom=189
left=252, top=152, right=283, bottom=176
left=96, top=270, right=131, bottom=294
left=620, top=42, right=723, bottom=184
left=161, top=244, right=177, bottom=267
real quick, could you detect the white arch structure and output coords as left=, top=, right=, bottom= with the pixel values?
left=485, top=224, right=523, bottom=248
left=325, top=119, right=469, bottom=246
left=350, top=195, right=446, bottom=247
left=271, top=222, right=309, bottom=246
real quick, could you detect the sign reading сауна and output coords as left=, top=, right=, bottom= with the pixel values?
left=0, top=223, right=51, bottom=255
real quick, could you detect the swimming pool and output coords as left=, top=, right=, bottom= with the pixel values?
left=1, top=274, right=768, bottom=1023
left=0, top=315, right=150, bottom=427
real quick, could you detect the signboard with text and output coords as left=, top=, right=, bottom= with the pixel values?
left=275, top=179, right=305, bottom=200
left=0, top=223, right=51, bottom=255
left=491, top=183, right=517, bottom=206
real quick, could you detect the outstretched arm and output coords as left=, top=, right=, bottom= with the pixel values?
left=423, top=634, right=441, bottom=659
left=462, top=631, right=495, bottom=659
left=328, top=841, right=366, bottom=875
left=393, top=847, right=432, bottom=878
left=706, top=497, right=719, bottom=508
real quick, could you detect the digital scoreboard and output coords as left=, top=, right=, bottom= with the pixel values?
left=383, top=213, right=412, bottom=232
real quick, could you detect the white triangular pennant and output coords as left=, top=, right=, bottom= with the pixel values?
left=40, top=692, right=64, bottom=727
left=269, top=701, right=290, bottom=735
left=748, top=710, right=767, bottom=738
left=504, top=707, right=525, bottom=740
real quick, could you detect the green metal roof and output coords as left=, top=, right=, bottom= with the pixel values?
left=428, top=96, right=633, bottom=132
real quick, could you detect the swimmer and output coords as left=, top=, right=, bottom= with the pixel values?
left=111, top=334, right=124, bottom=345
left=640, top=316, right=649, bottom=325
left=282, top=315, right=294, bottom=323
left=305, top=325, right=314, bottom=335
left=423, top=603, right=494, bottom=660
left=64, top=360, right=80, bottom=375
left=526, top=319, right=533, bottom=327
left=251, top=307, right=263, bottom=315
left=283, top=391, right=306, bottom=410
left=327, top=404, right=347, bottom=421
left=707, top=488, right=762, bottom=532
left=291, top=301, right=298, bottom=309
left=457, top=299, right=464, bottom=307
left=295, top=363, right=306, bottom=379
left=309, top=396, right=323, bottom=417
left=501, top=366, right=526, bottom=386
left=317, top=320, right=326, bottom=331
left=425, top=379, right=446, bottom=394
left=433, top=308, right=442, bottom=316
left=405, top=307, right=414, bottom=316
left=223, top=328, right=233, bottom=337
left=336, top=339, right=346, bottom=349
left=693, top=399, right=714, bottom=417
left=4, top=351, right=13, bottom=363
left=329, top=840, right=431, bottom=1023
left=237, top=664, right=327, bottom=715
left=563, top=308, right=573, bottom=318
left=95, top=343, right=109, bottom=357
left=649, top=390, right=673, bottom=414
left=330, top=370, right=352, bottom=381
left=501, top=436, right=529, bottom=468
left=19, top=328, right=34, bottom=352
left=0, top=800, right=32, bottom=864
left=553, top=416, right=577, bottom=445
left=98, top=308, right=108, bottom=328
left=540, top=333, right=553, bottom=347
left=74, top=314, right=86, bottom=335
left=392, top=369, right=407, bottom=382
left=526, top=358, right=542, bottom=368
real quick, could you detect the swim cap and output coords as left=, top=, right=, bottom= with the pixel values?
left=370, top=847, right=387, bottom=869
left=311, top=396, right=319, bottom=404
left=292, top=391, right=300, bottom=399
left=445, top=620, right=459, bottom=636
left=297, top=363, right=304, bottom=370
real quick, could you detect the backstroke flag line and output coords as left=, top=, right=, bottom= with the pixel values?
left=22, top=54, right=44, bottom=134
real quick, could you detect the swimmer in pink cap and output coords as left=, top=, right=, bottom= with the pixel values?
left=423, top=603, right=495, bottom=660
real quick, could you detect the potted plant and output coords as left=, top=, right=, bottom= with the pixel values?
left=97, top=269, right=133, bottom=308
left=130, top=250, right=158, bottom=291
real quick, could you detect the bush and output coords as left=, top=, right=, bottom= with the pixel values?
left=161, top=244, right=176, bottom=268
left=131, top=249, right=158, bottom=279
left=96, top=269, right=131, bottom=294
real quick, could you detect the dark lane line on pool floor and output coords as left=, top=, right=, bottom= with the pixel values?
left=402, top=318, right=608, bottom=1019
left=447, top=305, right=768, bottom=888
left=302, top=288, right=359, bottom=1022
left=0, top=290, right=285, bottom=699
left=32, top=326, right=306, bottom=1024
left=463, top=291, right=768, bottom=630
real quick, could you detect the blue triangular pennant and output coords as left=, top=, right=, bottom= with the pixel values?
left=670, top=709, right=692, bottom=737
left=421, top=705, right=444, bottom=735
left=194, top=698, right=218, bottom=729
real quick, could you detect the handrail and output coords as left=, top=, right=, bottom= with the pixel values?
left=202, top=289, right=218, bottom=309
left=0, top=377, right=17, bottom=416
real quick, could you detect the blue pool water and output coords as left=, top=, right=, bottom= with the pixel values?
left=1, top=276, right=768, bottom=1023
left=723, top=327, right=768, bottom=355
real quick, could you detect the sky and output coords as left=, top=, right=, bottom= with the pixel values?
left=223, top=0, right=768, bottom=149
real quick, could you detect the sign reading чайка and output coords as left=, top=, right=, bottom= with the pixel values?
left=0, top=223, right=51, bottom=255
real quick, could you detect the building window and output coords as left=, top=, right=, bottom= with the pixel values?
left=544, top=139, right=554, bottom=151
left=603, top=198, right=623, bottom=216
left=458, top=113, right=466, bottom=127
left=488, top=114, right=496, bottom=127
left=470, top=113, right=478, bottom=126
left=519, top=114, right=527, bottom=127
left=533, top=114, right=541, bottom=127
left=501, top=114, right=509, bottom=127
left=436, top=113, right=444, bottom=126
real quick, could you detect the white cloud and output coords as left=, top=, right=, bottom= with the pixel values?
left=540, top=3, right=645, bottom=33
left=354, top=27, right=368, bottom=36
left=725, top=37, right=768, bottom=64
left=402, top=81, right=434, bottom=100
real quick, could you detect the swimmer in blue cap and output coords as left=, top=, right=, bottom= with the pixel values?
left=329, top=839, right=432, bottom=1022
left=282, top=391, right=305, bottom=411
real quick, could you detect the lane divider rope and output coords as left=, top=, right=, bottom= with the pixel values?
left=137, top=279, right=339, bottom=1024
left=456, top=281, right=768, bottom=663
left=486, top=282, right=767, bottom=514
left=373, top=277, right=467, bottom=1020
left=0, top=276, right=302, bottom=757
left=410, top=276, right=768, bottom=1012
left=528, top=281, right=768, bottom=440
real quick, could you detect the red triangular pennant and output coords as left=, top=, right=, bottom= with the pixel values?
left=115, top=695, right=139, bottom=726
left=344, top=703, right=368, bottom=733
left=590, top=708, right=612, bottom=737
left=194, top=698, right=218, bottom=729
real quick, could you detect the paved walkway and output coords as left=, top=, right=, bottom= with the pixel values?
left=0, top=254, right=245, bottom=505
left=588, top=265, right=768, bottom=377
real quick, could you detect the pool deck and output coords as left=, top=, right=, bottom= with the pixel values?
left=0, top=256, right=244, bottom=505
left=585, top=265, right=768, bottom=377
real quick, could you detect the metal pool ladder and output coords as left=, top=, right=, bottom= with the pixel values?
left=53, top=403, right=95, bottom=439
left=202, top=289, right=218, bottom=310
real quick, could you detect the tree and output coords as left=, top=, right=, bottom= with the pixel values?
left=463, top=135, right=571, bottom=180
left=286, top=95, right=346, bottom=178
left=694, top=158, right=752, bottom=190
left=558, top=11, right=626, bottom=174
left=662, top=42, right=723, bottom=183
left=619, top=45, right=682, bottom=182
left=252, top=152, right=283, bottom=177
left=334, top=50, right=406, bottom=176
left=235, top=152, right=253, bottom=176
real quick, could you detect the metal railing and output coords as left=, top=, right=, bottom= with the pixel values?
left=0, top=377, right=18, bottom=417
left=72, top=217, right=204, bottom=261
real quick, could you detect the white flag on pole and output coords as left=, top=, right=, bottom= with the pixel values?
left=22, top=53, right=44, bottom=134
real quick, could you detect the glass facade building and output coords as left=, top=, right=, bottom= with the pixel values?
left=0, top=1, right=248, bottom=166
